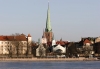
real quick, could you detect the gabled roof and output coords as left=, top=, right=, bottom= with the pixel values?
left=56, top=41, right=68, bottom=45
left=81, top=37, right=97, bottom=41
left=0, top=35, right=27, bottom=41
left=83, top=39, right=91, bottom=44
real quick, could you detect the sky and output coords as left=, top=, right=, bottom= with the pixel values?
left=0, top=0, right=100, bottom=42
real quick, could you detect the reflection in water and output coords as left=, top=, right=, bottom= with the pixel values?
left=0, top=61, right=100, bottom=69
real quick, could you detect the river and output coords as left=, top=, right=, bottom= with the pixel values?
left=0, top=61, right=100, bottom=69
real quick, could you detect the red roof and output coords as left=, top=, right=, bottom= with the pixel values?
left=0, top=35, right=27, bottom=41
left=56, top=41, right=68, bottom=45
left=28, top=34, right=31, bottom=37
left=84, top=39, right=91, bottom=44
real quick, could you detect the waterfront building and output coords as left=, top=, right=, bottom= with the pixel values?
left=83, top=39, right=91, bottom=46
left=53, top=44, right=66, bottom=54
left=80, top=37, right=97, bottom=46
left=36, top=43, right=46, bottom=57
left=83, top=42, right=94, bottom=58
left=95, top=36, right=100, bottom=43
left=0, top=34, right=32, bottom=56
left=52, top=37, right=66, bottom=55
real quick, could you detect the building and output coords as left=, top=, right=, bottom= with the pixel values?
left=43, top=2, right=53, bottom=42
left=83, top=39, right=91, bottom=46
left=95, top=36, right=100, bottom=43
left=80, top=37, right=97, bottom=46
left=0, top=34, right=32, bottom=56
left=53, top=44, right=66, bottom=54
left=36, top=43, right=46, bottom=57
left=41, top=30, right=47, bottom=44
left=52, top=34, right=56, bottom=46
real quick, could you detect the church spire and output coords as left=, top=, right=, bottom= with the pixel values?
left=45, top=1, right=52, bottom=32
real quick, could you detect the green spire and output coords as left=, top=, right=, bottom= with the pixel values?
left=45, top=2, right=52, bottom=32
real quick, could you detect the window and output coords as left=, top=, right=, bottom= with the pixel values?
left=1, top=42, right=3, bottom=44
left=1, top=46, right=3, bottom=47
left=24, top=42, right=26, bottom=44
left=5, top=42, right=7, bottom=44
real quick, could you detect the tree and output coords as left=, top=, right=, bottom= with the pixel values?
left=83, top=45, right=93, bottom=58
left=68, top=42, right=77, bottom=58
left=8, top=33, right=27, bottom=57
left=11, top=40, right=24, bottom=57
left=6, top=45, right=12, bottom=57
left=31, top=41, right=37, bottom=57
left=37, top=44, right=46, bottom=58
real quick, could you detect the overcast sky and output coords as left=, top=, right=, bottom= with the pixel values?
left=0, top=0, right=100, bottom=41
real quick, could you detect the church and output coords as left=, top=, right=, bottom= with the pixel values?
left=41, top=2, right=53, bottom=45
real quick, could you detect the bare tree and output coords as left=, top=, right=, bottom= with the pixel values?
left=37, top=44, right=46, bottom=58
left=6, top=45, right=12, bottom=58
left=83, top=45, right=93, bottom=58
left=8, top=33, right=27, bottom=57
left=68, top=42, right=77, bottom=58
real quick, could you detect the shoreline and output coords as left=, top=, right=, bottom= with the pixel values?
left=0, top=57, right=99, bottom=62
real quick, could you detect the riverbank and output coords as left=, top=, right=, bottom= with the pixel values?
left=0, top=57, right=99, bottom=61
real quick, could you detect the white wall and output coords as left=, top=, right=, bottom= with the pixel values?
left=53, top=44, right=66, bottom=53
left=0, top=41, right=28, bottom=55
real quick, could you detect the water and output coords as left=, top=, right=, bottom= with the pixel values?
left=0, top=61, right=100, bottom=69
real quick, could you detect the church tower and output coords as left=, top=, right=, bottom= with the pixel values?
left=52, top=33, right=56, bottom=46
left=44, top=2, right=53, bottom=42
left=27, top=34, right=32, bottom=54
left=41, top=29, right=47, bottom=44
